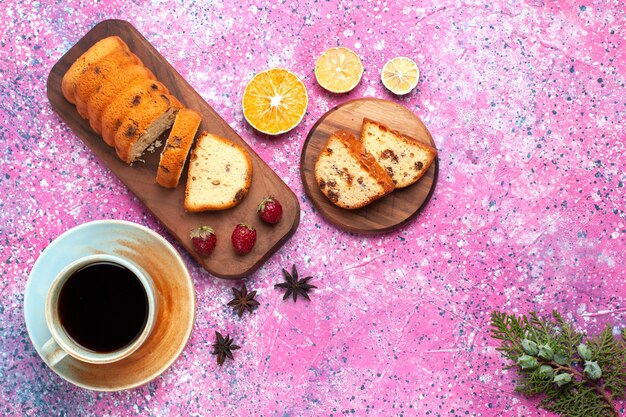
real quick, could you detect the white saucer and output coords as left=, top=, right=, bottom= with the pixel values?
left=25, top=220, right=196, bottom=391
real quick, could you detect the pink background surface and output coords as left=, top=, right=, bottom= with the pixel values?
left=1, top=0, right=625, bottom=415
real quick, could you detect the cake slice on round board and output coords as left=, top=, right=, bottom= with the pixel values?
left=314, top=130, right=395, bottom=209
left=314, top=118, right=437, bottom=210
left=360, top=118, right=437, bottom=188
left=300, top=98, right=437, bottom=233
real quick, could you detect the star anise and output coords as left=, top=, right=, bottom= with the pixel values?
left=227, top=284, right=260, bottom=317
left=211, top=331, right=240, bottom=366
left=274, top=264, right=317, bottom=302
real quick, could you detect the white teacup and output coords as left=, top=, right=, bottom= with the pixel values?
left=42, top=254, right=157, bottom=366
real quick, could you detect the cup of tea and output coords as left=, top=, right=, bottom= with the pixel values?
left=42, top=254, right=157, bottom=366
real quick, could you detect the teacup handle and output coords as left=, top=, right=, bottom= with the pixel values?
left=41, top=338, right=68, bottom=367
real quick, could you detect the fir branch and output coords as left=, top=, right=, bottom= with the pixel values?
left=490, top=310, right=626, bottom=417
left=551, top=311, right=584, bottom=360
left=590, top=326, right=626, bottom=401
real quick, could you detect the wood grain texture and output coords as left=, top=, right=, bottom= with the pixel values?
left=47, top=20, right=300, bottom=279
left=300, top=98, right=438, bottom=234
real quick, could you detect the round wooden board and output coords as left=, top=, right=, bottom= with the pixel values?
left=300, top=98, right=438, bottom=234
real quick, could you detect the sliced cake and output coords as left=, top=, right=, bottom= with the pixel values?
left=62, top=36, right=129, bottom=104
left=113, top=92, right=183, bottom=164
left=86, top=63, right=156, bottom=134
left=156, top=108, right=202, bottom=188
left=100, top=79, right=169, bottom=146
left=73, top=49, right=142, bottom=119
left=360, top=118, right=437, bottom=188
left=314, top=131, right=395, bottom=209
left=184, top=133, right=252, bottom=211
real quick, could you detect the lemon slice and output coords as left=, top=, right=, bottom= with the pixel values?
left=314, top=47, right=363, bottom=93
left=381, top=57, right=420, bottom=95
left=242, top=68, right=308, bottom=135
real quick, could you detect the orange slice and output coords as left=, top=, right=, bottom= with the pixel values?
left=242, top=68, right=308, bottom=135
left=381, top=57, right=420, bottom=95
left=314, top=47, right=363, bottom=93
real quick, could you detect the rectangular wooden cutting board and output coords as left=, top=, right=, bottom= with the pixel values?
left=47, top=20, right=300, bottom=279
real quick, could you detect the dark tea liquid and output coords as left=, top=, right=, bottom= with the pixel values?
left=58, top=261, right=149, bottom=353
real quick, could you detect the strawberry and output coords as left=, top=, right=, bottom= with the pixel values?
left=231, top=223, right=256, bottom=254
left=257, top=196, right=283, bottom=224
left=190, top=226, right=217, bottom=256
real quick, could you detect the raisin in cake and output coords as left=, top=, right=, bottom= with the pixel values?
left=360, top=118, right=437, bottom=188
left=62, top=36, right=182, bottom=166
left=184, top=133, right=252, bottom=211
left=113, top=92, right=182, bottom=164
left=73, top=49, right=142, bottom=119
left=100, top=79, right=168, bottom=146
left=86, top=64, right=156, bottom=134
left=314, top=131, right=395, bottom=209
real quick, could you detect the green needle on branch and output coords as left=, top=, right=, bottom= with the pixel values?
left=490, top=310, right=626, bottom=417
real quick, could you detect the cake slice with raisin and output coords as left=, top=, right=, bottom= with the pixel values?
left=184, top=133, right=252, bottom=211
left=314, top=131, right=394, bottom=209
left=113, top=91, right=183, bottom=164
left=156, top=108, right=202, bottom=188
left=360, top=118, right=437, bottom=188
left=100, top=79, right=169, bottom=147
